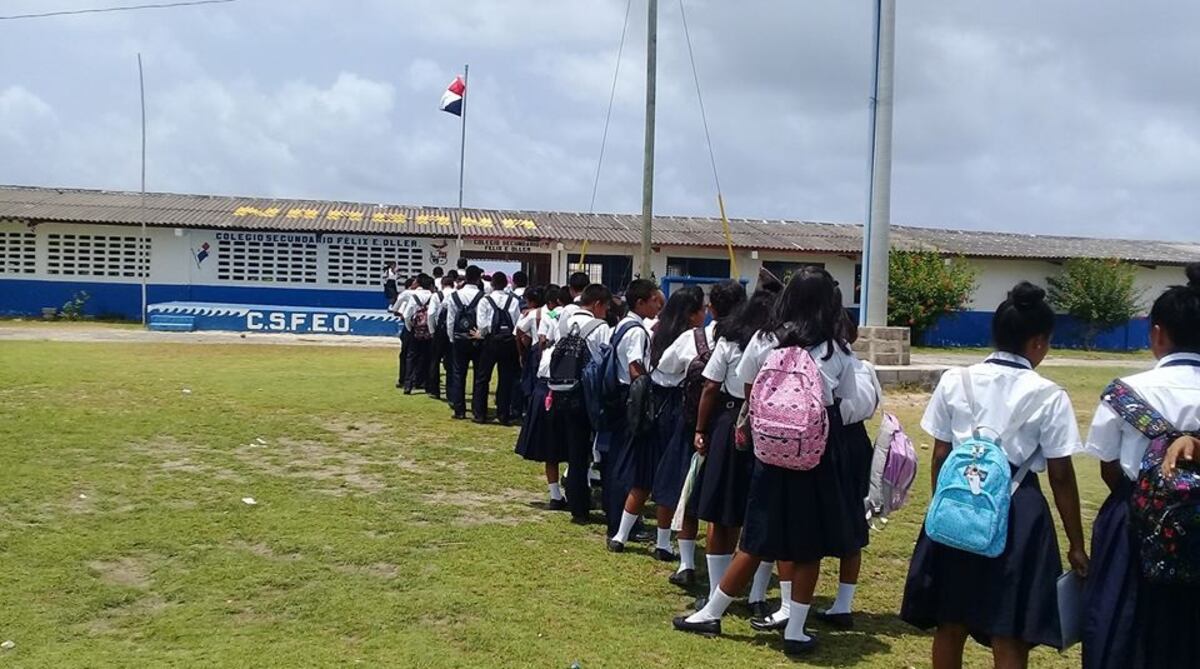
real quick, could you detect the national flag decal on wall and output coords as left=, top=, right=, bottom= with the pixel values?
left=439, top=76, right=466, bottom=116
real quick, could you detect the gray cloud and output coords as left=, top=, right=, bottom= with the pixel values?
left=0, top=0, right=1197, bottom=241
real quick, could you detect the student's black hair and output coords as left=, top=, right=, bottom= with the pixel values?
left=417, top=273, right=434, bottom=290
left=1149, top=263, right=1200, bottom=353
left=568, top=272, right=591, bottom=293
left=764, top=266, right=841, bottom=356
left=833, top=286, right=857, bottom=347
left=557, top=287, right=574, bottom=307
left=650, top=286, right=705, bottom=367
left=491, top=272, right=509, bottom=290
left=546, top=283, right=561, bottom=297
left=606, top=297, right=627, bottom=327
left=625, top=278, right=659, bottom=311
left=465, top=265, right=484, bottom=285
left=579, top=283, right=612, bottom=307
left=440, top=276, right=455, bottom=288
left=719, top=288, right=779, bottom=350
left=992, top=281, right=1056, bottom=354
left=457, top=257, right=469, bottom=270
left=433, top=267, right=444, bottom=279
left=708, top=280, right=747, bottom=320
left=525, top=286, right=546, bottom=309
left=512, top=271, right=528, bottom=288
left=447, top=269, right=460, bottom=281
left=385, top=260, right=396, bottom=269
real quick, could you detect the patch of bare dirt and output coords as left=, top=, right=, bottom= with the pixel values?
left=334, top=562, right=400, bottom=579
left=79, top=595, right=173, bottom=636
left=87, top=556, right=153, bottom=589
left=231, top=540, right=303, bottom=562
left=421, top=488, right=544, bottom=527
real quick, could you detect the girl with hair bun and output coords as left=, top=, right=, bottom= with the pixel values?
left=900, top=281, right=1089, bottom=669
left=1082, top=263, right=1200, bottom=669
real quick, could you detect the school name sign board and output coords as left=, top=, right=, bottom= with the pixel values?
left=148, top=302, right=399, bottom=337
left=231, top=207, right=538, bottom=230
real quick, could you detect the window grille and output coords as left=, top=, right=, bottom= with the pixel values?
left=327, top=242, right=423, bottom=286
left=45, top=233, right=150, bottom=277
left=0, top=231, right=36, bottom=274
left=216, top=237, right=317, bottom=283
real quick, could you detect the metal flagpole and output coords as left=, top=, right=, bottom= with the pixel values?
left=860, top=0, right=895, bottom=327
left=138, top=53, right=148, bottom=326
left=639, top=0, right=657, bottom=280
left=457, top=64, right=469, bottom=247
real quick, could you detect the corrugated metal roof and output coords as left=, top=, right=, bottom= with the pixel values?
left=0, top=185, right=1196, bottom=264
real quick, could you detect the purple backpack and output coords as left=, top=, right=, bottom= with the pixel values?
left=749, top=347, right=829, bottom=471
left=866, top=413, right=918, bottom=527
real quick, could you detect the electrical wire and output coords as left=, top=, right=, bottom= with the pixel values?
left=0, top=0, right=237, bottom=21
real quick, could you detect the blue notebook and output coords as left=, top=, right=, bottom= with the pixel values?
left=1057, top=571, right=1084, bottom=650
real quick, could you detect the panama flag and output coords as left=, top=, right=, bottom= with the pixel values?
left=439, top=76, right=466, bottom=116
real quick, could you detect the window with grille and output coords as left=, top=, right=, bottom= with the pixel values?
left=0, top=231, right=36, bottom=274
left=216, top=237, right=317, bottom=283
left=45, top=233, right=150, bottom=277
left=327, top=242, right=423, bottom=286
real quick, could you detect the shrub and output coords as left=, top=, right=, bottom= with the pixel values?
left=59, top=291, right=91, bottom=321
left=887, top=250, right=978, bottom=340
left=1047, top=258, right=1143, bottom=350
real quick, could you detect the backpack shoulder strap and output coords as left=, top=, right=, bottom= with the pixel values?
left=467, top=291, right=484, bottom=309
left=961, top=367, right=981, bottom=429
left=579, top=318, right=604, bottom=341
left=1102, top=379, right=1176, bottom=440
left=693, top=327, right=711, bottom=357
left=452, top=292, right=464, bottom=309
left=611, top=320, right=639, bottom=347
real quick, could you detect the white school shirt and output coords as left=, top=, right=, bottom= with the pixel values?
left=512, top=286, right=526, bottom=299
left=734, top=331, right=857, bottom=407
left=651, top=322, right=717, bottom=388
left=443, top=285, right=482, bottom=343
left=841, top=359, right=883, bottom=425
left=476, top=292, right=521, bottom=337
left=921, top=351, right=1080, bottom=473
left=431, top=286, right=454, bottom=325
left=551, top=303, right=587, bottom=343
left=516, top=307, right=542, bottom=340
left=702, top=337, right=746, bottom=399
left=1084, top=352, right=1200, bottom=481
left=614, top=313, right=652, bottom=386
left=536, top=311, right=613, bottom=379
left=389, top=289, right=412, bottom=314
left=400, top=289, right=440, bottom=329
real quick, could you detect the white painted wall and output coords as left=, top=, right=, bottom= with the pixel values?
left=965, top=257, right=1186, bottom=315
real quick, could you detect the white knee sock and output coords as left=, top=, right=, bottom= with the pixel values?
left=677, top=540, right=696, bottom=572
left=784, top=601, right=812, bottom=642
left=749, top=561, right=774, bottom=604
left=826, top=582, right=857, bottom=615
left=548, top=482, right=564, bottom=501
left=766, top=581, right=793, bottom=623
left=706, top=554, right=733, bottom=598
left=685, top=587, right=734, bottom=623
left=613, top=511, right=638, bottom=543
left=656, top=528, right=672, bottom=553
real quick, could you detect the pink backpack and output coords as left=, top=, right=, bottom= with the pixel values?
left=866, top=413, right=918, bottom=527
left=749, top=347, right=829, bottom=470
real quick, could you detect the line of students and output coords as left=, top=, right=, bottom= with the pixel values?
left=389, top=265, right=529, bottom=425
left=511, top=262, right=1200, bottom=666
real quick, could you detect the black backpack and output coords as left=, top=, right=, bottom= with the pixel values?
left=547, top=319, right=605, bottom=393
left=435, top=291, right=449, bottom=333
left=488, top=295, right=516, bottom=343
left=451, top=291, right=483, bottom=340
left=681, top=327, right=714, bottom=427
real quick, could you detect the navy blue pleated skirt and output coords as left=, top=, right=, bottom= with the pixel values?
left=693, top=396, right=753, bottom=527
left=651, top=386, right=691, bottom=509
left=615, top=385, right=677, bottom=492
left=519, top=343, right=543, bottom=399
left=739, top=406, right=859, bottom=563
left=514, top=381, right=562, bottom=463
left=1081, top=479, right=1136, bottom=669
left=838, top=420, right=873, bottom=550
left=900, top=473, right=1064, bottom=650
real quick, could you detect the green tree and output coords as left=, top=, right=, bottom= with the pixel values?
left=1047, top=258, right=1143, bottom=350
left=887, top=250, right=979, bottom=340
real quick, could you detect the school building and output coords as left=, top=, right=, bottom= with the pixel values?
left=0, top=185, right=1195, bottom=349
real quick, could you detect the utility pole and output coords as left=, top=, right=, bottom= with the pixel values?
left=860, top=0, right=895, bottom=326
left=639, top=0, right=658, bottom=279
left=138, top=53, right=148, bottom=326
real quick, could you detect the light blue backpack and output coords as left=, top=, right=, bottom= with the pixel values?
left=924, top=368, right=1060, bottom=558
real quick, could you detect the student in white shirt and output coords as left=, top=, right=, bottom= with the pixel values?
left=646, top=282, right=747, bottom=590
left=399, top=273, right=440, bottom=395
left=511, top=270, right=529, bottom=302
left=544, top=284, right=614, bottom=523
left=1081, top=264, right=1200, bottom=669
left=382, top=261, right=399, bottom=307
left=390, top=276, right=415, bottom=389
left=900, top=282, right=1088, bottom=669
left=474, top=272, right=523, bottom=425
left=426, top=276, right=457, bottom=401
left=609, top=286, right=705, bottom=558
left=690, top=286, right=780, bottom=617
left=602, top=279, right=664, bottom=542
left=675, top=267, right=865, bottom=658
left=445, top=266, right=486, bottom=420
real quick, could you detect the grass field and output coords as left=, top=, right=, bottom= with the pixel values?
left=0, top=337, right=1127, bottom=667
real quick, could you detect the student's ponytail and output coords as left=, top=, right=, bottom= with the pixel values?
left=1149, top=263, right=1200, bottom=353
left=992, top=281, right=1055, bottom=354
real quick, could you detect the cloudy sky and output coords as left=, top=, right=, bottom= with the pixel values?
left=1, top=0, right=1197, bottom=241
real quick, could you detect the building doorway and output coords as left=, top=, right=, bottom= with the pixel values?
left=459, top=250, right=552, bottom=286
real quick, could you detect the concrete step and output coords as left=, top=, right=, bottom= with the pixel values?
left=148, top=314, right=195, bottom=332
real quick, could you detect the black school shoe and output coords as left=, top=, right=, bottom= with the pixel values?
left=748, top=601, right=772, bottom=620
left=547, top=498, right=568, bottom=512
left=672, top=616, right=721, bottom=637
left=607, top=539, right=625, bottom=553
left=749, top=615, right=787, bottom=632
left=814, top=610, right=854, bottom=630
left=668, top=569, right=695, bottom=587
left=570, top=515, right=590, bottom=525
left=653, top=548, right=677, bottom=563
left=783, top=637, right=818, bottom=656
